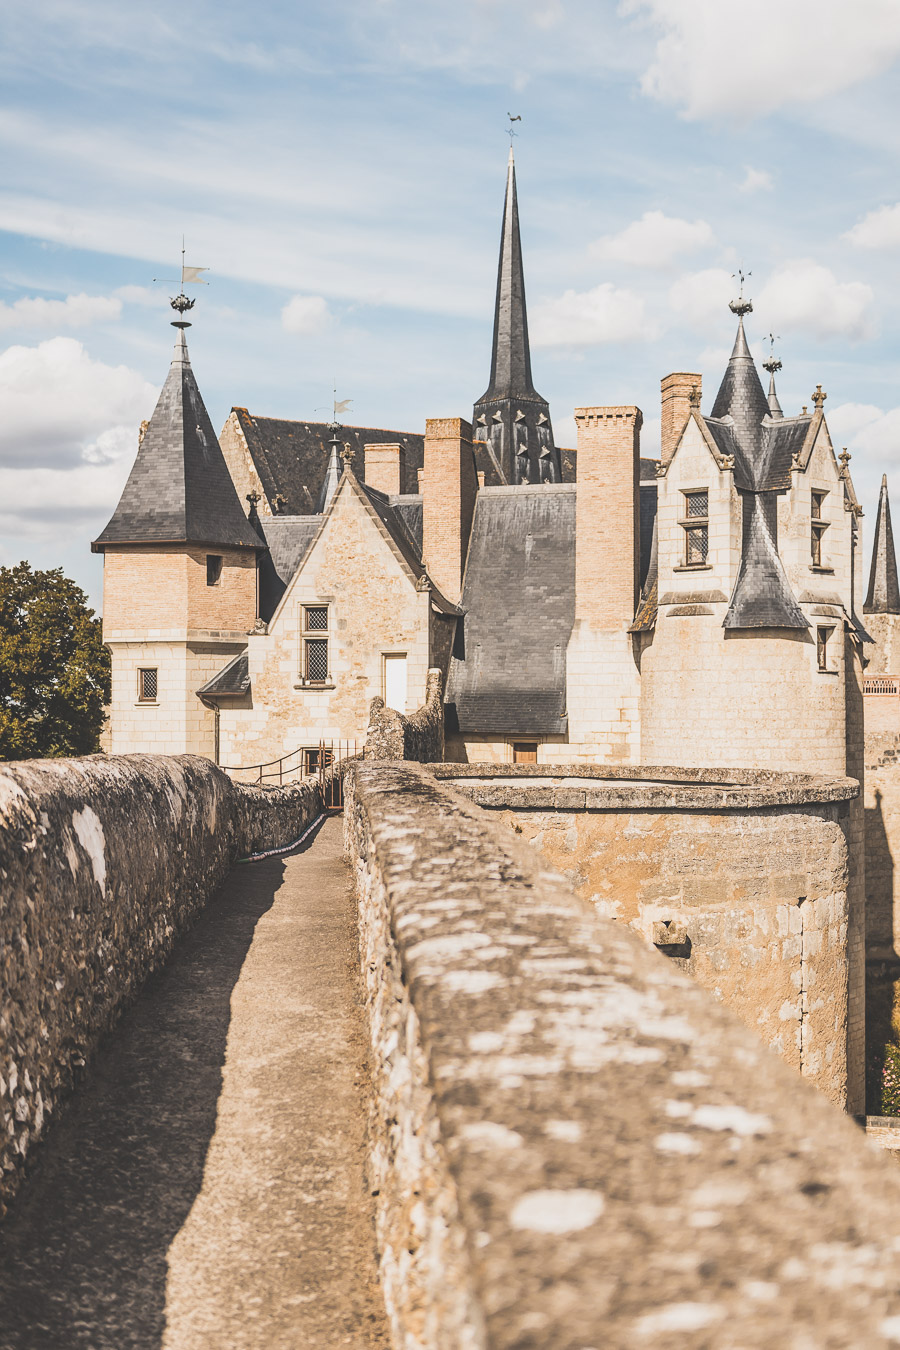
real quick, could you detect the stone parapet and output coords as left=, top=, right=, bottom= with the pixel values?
left=364, top=668, right=444, bottom=763
left=345, top=760, right=900, bottom=1348
left=0, top=754, right=325, bottom=1213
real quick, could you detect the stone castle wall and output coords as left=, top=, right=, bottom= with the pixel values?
left=346, top=759, right=900, bottom=1349
left=435, top=763, right=860, bottom=1111
left=0, top=754, right=326, bottom=1214
left=364, top=668, right=444, bottom=764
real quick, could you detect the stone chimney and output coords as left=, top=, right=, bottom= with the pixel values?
left=574, top=406, right=642, bottom=626
left=565, top=405, right=643, bottom=763
left=422, top=418, right=477, bottom=603
left=660, top=373, right=701, bottom=467
left=364, top=443, right=405, bottom=497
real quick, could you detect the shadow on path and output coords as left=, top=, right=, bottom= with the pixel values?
left=0, top=836, right=312, bottom=1350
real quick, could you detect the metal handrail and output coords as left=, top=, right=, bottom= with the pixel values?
left=220, top=739, right=357, bottom=795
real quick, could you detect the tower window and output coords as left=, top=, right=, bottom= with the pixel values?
left=817, top=625, right=835, bottom=672
left=138, top=668, right=158, bottom=702
left=681, top=490, right=709, bottom=565
left=206, top=554, right=223, bottom=586
left=302, top=605, right=330, bottom=683
left=811, top=490, right=829, bottom=567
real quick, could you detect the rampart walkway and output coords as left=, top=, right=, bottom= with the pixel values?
left=0, top=815, right=390, bottom=1349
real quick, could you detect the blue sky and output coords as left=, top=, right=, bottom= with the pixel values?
left=3, top=0, right=900, bottom=608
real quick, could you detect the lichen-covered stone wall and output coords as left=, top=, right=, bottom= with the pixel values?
left=0, top=753, right=324, bottom=1214
left=434, top=763, right=858, bottom=1111
left=365, top=667, right=444, bottom=763
left=346, top=759, right=900, bottom=1349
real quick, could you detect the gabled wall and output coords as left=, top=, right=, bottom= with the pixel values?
left=218, top=479, right=431, bottom=769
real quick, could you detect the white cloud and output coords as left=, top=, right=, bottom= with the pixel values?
left=0, top=292, right=121, bottom=330
left=590, top=211, right=714, bottom=268
left=531, top=283, right=654, bottom=346
left=0, top=337, right=156, bottom=470
left=755, top=260, right=874, bottom=341
left=739, top=166, right=773, bottom=194
left=621, top=0, right=900, bottom=119
left=281, top=294, right=331, bottom=334
left=844, top=202, right=900, bottom=249
left=667, top=268, right=734, bottom=328
left=827, top=402, right=900, bottom=459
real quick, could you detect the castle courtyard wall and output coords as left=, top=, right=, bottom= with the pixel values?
left=434, top=763, right=859, bottom=1110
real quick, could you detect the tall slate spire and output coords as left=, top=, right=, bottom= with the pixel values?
left=762, top=352, right=783, bottom=420
left=473, top=147, right=559, bottom=485
left=865, top=475, right=900, bottom=613
left=93, top=313, right=261, bottom=552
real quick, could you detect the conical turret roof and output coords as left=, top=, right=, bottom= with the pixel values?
left=93, top=324, right=262, bottom=552
left=710, top=316, right=771, bottom=454
left=865, top=475, right=900, bottom=613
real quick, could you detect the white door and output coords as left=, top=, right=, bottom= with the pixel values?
left=383, top=653, right=408, bottom=713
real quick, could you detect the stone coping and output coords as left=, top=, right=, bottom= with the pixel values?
left=347, top=761, right=900, bottom=1348
left=432, top=761, right=859, bottom=810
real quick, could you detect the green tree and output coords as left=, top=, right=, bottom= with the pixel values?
left=0, top=562, right=111, bottom=761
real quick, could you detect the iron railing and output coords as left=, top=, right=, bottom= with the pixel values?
left=220, top=738, right=359, bottom=808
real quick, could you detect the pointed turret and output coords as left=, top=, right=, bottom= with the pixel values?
left=710, top=310, right=770, bottom=456
left=762, top=355, right=783, bottom=420
left=473, top=147, right=559, bottom=485
left=317, top=427, right=343, bottom=512
left=93, top=314, right=261, bottom=552
left=865, top=475, right=900, bottom=613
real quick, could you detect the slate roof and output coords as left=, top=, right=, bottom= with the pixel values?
left=865, top=475, right=900, bottom=613
left=257, top=515, right=320, bottom=620
left=197, top=650, right=250, bottom=697
left=93, top=328, right=262, bottom=552
left=707, top=314, right=810, bottom=631
left=445, top=485, right=575, bottom=735
left=232, top=408, right=424, bottom=512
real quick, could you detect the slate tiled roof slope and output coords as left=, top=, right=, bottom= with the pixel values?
left=232, top=408, right=424, bottom=511
left=446, top=485, right=575, bottom=736
left=93, top=329, right=262, bottom=552
left=256, top=516, right=321, bottom=620
left=197, top=650, right=249, bottom=697
left=708, top=316, right=808, bottom=631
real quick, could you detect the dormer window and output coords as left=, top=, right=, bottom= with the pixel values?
left=811, top=490, right=829, bottom=568
left=681, top=490, right=709, bottom=565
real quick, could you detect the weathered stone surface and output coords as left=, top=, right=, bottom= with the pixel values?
left=365, top=668, right=444, bottom=764
left=0, top=754, right=325, bottom=1213
left=347, top=761, right=900, bottom=1349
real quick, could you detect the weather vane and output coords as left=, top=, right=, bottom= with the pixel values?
left=729, top=268, right=753, bottom=317
left=762, top=333, right=782, bottom=375
left=316, top=382, right=353, bottom=427
left=153, top=238, right=209, bottom=317
left=507, top=113, right=521, bottom=145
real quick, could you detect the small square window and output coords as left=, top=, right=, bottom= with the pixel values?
left=304, top=606, right=328, bottom=632
left=303, top=746, right=334, bottom=775
left=684, top=490, right=708, bottom=519
left=138, top=668, right=158, bottom=702
left=513, top=741, right=538, bottom=764
left=207, top=554, right=223, bottom=586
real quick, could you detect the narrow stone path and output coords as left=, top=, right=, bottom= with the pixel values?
left=0, top=815, right=391, bottom=1349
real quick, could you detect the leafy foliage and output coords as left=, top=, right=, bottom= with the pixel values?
left=0, top=561, right=110, bottom=761
left=880, top=1044, right=900, bottom=1117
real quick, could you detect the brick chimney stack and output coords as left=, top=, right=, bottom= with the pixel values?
left=574, top=406, right=642, bottom=626
left=421, top=418, right=477, bottom=604
left=660, top=373, right=701, bottom=466
left=364, top=443, right=405, bottom=497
